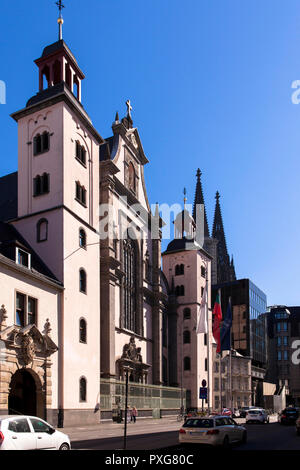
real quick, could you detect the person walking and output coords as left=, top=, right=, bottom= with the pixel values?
left=131, top=406, right=138, bottom=423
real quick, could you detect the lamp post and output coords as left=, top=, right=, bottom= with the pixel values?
left=123, top=366, right=132, bottom=450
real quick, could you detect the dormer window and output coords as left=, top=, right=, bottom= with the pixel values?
left=75, top=141, right=87, bottom=166
left=33, top=131, right=50, bottom=156
left=16, top=247, right=31, bottom=269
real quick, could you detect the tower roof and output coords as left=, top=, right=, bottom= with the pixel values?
left=212, top=191, right=231, bottom=283
left=192, top=169, right=210, bottom=238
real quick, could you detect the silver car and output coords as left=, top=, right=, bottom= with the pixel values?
left=179, top=416, right=247, bottom=447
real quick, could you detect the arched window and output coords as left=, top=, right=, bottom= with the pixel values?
left=75, top=182, right=87, bottom=207
left=41, top=65, right=50, bottom=89
left=79, top=229, right=86, bottom=249
left=183, top=308, right=191, bottom=319
left=175, top=264, right=184, bottom=275
left=183, top=330, right=191, bottom=344
left=175, top=285, right=185, bottom=296
left=53, top=60, right=61, bottom=85
left=34, top=174, right=50, bottom=197
left=65, top=64, right=71, bottom=89
left=75, top=141, right=86, bottom=166
left=33, top=132, right=50, bottom=156
left=79, top=319, right=87, bottom=343
left=128, top=162, right=136, bottom=193
left=184, top=356, right=191, bottom=371
left=37, top=218, right=48, bottom=243
left=42, top=172, right=50, bottom=193
left=123, top=238, right=137, bottom=332
left=79, top=377, right=87, bottom=402
left=79, top=269, right=87, bottom=294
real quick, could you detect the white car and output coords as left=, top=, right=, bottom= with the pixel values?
left=246, top=409, right=269, bottom=424
left=179, top=416, right=247, bottom=447
left=0, top=415, right=71, bottom=450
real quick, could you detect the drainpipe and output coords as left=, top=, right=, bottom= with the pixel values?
left=58, top=290, right=65, bottom=428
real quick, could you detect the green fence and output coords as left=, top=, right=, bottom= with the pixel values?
left=100, top=379, right=185, bottom=411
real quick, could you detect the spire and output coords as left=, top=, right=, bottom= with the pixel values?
left=230, top=255, right=236, bottom=281
left=212, top=191, right=231, bottom=284
left=192, top=169, right=210, bottom=238
left=56, top=0, right=65, bottom=41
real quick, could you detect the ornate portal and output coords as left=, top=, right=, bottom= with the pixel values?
left=117, top=336, right=150, bottom=384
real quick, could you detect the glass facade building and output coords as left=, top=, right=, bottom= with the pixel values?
left=249, top=281, right=267, bottom=366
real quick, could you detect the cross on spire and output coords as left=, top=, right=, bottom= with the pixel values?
left=126, top=100, right=133, bottom=119
left=56, top=0, right=65, bottom=40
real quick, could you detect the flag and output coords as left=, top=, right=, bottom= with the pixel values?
left=196, top=283, right=207, bottom=334
left=212, top=292, right=222, bottom=353
left=221, top=298, right=232, bottom=352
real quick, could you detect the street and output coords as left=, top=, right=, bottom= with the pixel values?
left=69, top=418, right=300, bottom=451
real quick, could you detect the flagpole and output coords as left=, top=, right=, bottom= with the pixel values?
left=206, top=269, right=210, bottom=413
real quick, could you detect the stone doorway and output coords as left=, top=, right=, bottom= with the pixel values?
left=8, top=369, right=43, bottom=417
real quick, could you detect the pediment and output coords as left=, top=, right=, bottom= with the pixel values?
left=124, top=128, right=149, bottom=166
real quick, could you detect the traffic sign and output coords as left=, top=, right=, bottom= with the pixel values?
left=199, top=387, right=207, bottom=399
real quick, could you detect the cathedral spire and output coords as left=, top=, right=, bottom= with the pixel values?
left=192, top=169, right=210, bottom=238
left=212, top=191, right=231, bottom=284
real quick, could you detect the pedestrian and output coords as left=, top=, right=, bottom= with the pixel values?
left=131, top=406, right=138, bottom=423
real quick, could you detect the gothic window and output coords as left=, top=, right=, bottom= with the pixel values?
left=33, top=173, right=50, bottom=197
left=37, top=218, right=48, bottom=243
left=33, top=132, right=50, bottom=156
left=75, top=141, right=86, bottom=166
left=79, top=319, right=87, bottom=344
left=184, top=356, right=191, bottom=371
left=79, top=228, right=87, bottom=249
left=75, top=182, right=87, bottom=207
left=183, top=308, right=191, bottom=319
left=183, top=330, right=191, bottom=344
left=79, top=269, right=87, bottom=294
left=128, top=162, right=136, bottom=193
left=201, top=266, right=206, bottom=278
left=123, top=238, right=137, bottom=332
left=79, top=377, right=87, bottom=402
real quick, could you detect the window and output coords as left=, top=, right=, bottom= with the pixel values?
left=123, top=238, right=138, bottom=333
left=33, top=131, right=50, bottom=156
left=214, top=362, right=219, bottom=373
left=8, top=418, right=31, bottom=433
left=201, top=266, right=206, bottom=278
left=75, top=141, right=87, bottom=166
left=37, top=218, right=48, bottom=243
left=80, top=319, right=87, bottom=343
left=175, top=285, right=185, bottom=296
left=79, top=269, right=87, bottom=294
left=75, top=182, right=87, bottom=207
left=183, top=330, right=191, bottom=344
left=183, top=308, right=191, bottom=319
left=175, top=264, right=184, bottom=276
left=34, top=173, right=50, bottom=197
left=184, top=356, right=191, bottom=371
left=79, top=229, right=87, bottom=249
left=278, top=351, right=282, bottom=361
left=16, top=247, right=31, bottom=269
left=30, top=418, right=52, bottom=433
left=214, top=378, right=219, bottom=391
left=283, top=350, right=288, bottom=361
left=282, top=322, right=288, bottom=331
left=204, top=333, right=207, bottom=346
left=80, top=377, right=87, bottom=402
left=277, top=336, right=281, bottom=347
left=283, top=336, right=288, bottom=346
left=205, top=358, right=208, bottom=371
left=16, top=293, right=37, bottom=327
left=128, top=162, right=136, bottom=193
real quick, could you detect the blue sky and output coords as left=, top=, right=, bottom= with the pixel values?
left=0, top=0, right=300, bottom=306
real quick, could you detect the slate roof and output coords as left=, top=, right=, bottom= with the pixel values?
left=0, top=172, right=18, bottom=222
left=0, top=221, right=60, bottom=285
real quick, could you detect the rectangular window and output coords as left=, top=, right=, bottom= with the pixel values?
left=214, top=378, right=219, bottom=391
left=283, top=350, right=288, bottom=361
left=15, top=292, right=38, bottom=327
left=205, top=358, right=207, bottom=371
left=283, top=336, right=288, bottom=346
left=277, top=336, right=281, bottom=346
left=278, top=351, right=282, bottom=361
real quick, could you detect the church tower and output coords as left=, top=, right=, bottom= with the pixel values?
left=10, top=8, right=103, bottom=426
left=212, top=191, right=236, bottom=284
left=162, top=197, right=213, bottom=410
left=192, top=169, right=218, bottom=285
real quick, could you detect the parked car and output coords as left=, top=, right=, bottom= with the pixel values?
left=246, top=409, right=269, bottom=424
left=179, top=416, right=247, bottom=447
left=239, top=407, right=250, bottom=418
left=0, top=416, right=71, bottom=450
left=279, top=407, right=299, bottom=425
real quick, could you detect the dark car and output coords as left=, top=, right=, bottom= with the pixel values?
left=279, top=408, right=299, bottom=425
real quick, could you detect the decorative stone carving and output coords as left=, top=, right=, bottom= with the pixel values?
left=118, top=336, right=150, bottom=383
left=20, top=335, right=35, bottom=365
left=121, top=336, right=142, bottom=363
left=0, top=305, right=7, bottom=328
left=44, top=318, right=52, bottom=336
